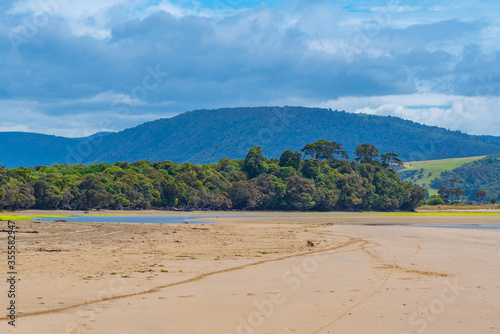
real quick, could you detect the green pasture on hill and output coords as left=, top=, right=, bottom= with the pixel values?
left=400, top=155, right=487, bottom=196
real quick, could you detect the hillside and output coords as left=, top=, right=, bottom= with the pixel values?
left=429, top=154, right=500, bottom=201
left=398, top=155, right=487, bottom=196
left=0, top=132, right=113, bottom=168
left=1, top=107, right=500, bottom=167
left=0, top=132, right=79, bottom=167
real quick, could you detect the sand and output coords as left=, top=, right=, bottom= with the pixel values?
left=0, top=210, right=499, bottom=334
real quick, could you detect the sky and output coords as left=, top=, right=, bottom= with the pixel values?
left=0, top=0, right=499, bottom=137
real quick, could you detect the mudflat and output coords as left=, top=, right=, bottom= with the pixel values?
left=1, top=210, right=499, bottom=334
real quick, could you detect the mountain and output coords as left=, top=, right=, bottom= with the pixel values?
left=1, top=106, right=500, bottom=167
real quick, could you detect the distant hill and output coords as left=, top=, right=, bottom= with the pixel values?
left=0, top=132, right=78, bottom=167
left=1, top=107, right=500, bottom=167
left=0, top=131, right=113, bottom=168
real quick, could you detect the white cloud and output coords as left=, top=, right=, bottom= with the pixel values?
left=57, top=92, right=146, bottom=106
left=7, top=0, right=194, bottom=38
left=0, top=99, right=162, bottom=137
left=313, top=94, right=500, bottom=136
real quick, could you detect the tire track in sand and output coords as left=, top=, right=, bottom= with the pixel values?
left=0, top=236, right=364, bottom=320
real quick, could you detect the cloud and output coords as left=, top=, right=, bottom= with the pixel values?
left=312, top=93, right=500, bottom=136
left=0, top=0, right=499, bottom=137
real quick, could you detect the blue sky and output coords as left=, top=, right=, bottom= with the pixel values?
left=0, top=0, right=499, bottom=137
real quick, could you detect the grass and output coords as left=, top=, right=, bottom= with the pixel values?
left=400, top=155, right=486, bottom=196
left=0, top=211, right=168, bottom=221
left=418, top=204, right=499, bottom=210
left=0, top=214, right=70, bottom=221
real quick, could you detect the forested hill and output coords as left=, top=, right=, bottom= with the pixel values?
left=0, top=132, right=115, bottom=168
left=0, top=132, right=77, bottom=167
left=2, top=107, right=500, bottom=167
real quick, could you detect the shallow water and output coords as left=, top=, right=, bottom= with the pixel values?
left=414, top=225, right=500, bottom=229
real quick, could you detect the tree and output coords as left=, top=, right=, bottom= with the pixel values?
left=279, top=150, right=301, bottom=170
left=475, top=190, right=487, bottom=203
left=75, top=175, right=113, bottom=210
left=438, top=186, right=450, bottom=203
left=227, top=182, right=263, bottom=210
left=301, top=159, right=321, bottom=179
left=380, top=152, right=403, bottom=168
left=313, top=184, right=340, bottom=211
left=448, top=179, right=464, bottom=202
left=33, top=179, right=62, bottom=209
left=242, top=146, right=268, bottom=179
left=301, top=140, right=349, bottom=160
left=402, top=184, right=426, bottom=210
left=0, top=171, right=36, bottom=210
left=354, top=143, right=379, bottom=164
left=285, top=175, right=316, bottom=210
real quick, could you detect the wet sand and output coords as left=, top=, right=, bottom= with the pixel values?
left=1, top=211, right=499, bottom=333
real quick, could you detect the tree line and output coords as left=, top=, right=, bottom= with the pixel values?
left=0, top=140, right=425, bottom=212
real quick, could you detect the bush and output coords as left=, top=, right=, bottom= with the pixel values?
left=427, top=195, right=445, bottom=206
left=491, top=198, right=497, bottom=204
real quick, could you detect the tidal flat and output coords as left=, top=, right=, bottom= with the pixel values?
left=1, top=210, right=499, bottom=334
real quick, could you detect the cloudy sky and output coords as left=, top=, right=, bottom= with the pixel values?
left=1, top=0, right=499, bottom=137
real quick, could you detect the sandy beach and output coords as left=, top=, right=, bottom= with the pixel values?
left=1, top=211, right=499, bottom=334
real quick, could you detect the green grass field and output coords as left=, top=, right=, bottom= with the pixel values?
left=400, top=155, right=487, bottom=196
left=0, top=214, right=70, bottom=221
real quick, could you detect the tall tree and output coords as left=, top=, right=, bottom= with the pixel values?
left=301, top=140, right=349, bottom=160
left=242, top=146, right=268, bottom=179
left=475, top=189, right=487, bottom=203
left=279, top=150, right=302, bottom=170
left=380, top=152, right=403, bottom=168
left=354, top=143, right=379, bottom=164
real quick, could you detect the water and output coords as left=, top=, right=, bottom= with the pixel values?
left=414, top=225, right=500, bottom=230
left=34, top=216, right=500, bottom=229
left=36, top=215, right=222, bottom=224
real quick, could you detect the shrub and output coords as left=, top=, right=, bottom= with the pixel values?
left=427, top=195, right=445, bottom=206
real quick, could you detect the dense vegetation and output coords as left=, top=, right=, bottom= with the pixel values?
left=2, top=107, right=500, bottom=168
left=430, top=154, right=500, bottom=202
left=0, top=141, right=425, bottom=212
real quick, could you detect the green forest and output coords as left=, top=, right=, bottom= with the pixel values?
left=0, top=141, right=425, bottom=212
